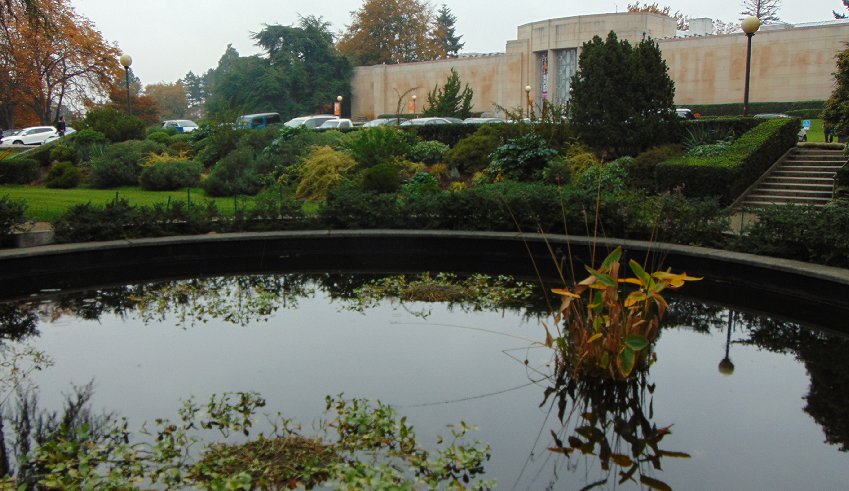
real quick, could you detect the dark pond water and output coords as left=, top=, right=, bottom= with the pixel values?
left=2, top=273, right=848, bottom=489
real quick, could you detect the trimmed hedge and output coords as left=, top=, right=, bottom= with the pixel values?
left=655, top=118, right=800, bottom=205
left=678, top=117, right=760, bottom=141
left=0, top=159, right=40, bottom=184
left=685, top=100, right=826, bottom=117
left=836, top=162, right=849, bottom=200
left=139, top=160, right=203, bottom=191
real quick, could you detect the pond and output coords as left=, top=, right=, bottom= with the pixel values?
left=1, top=272, right=848, bottom=489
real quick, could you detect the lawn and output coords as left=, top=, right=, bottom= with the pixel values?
left=0, top=186, right=256, bottom=222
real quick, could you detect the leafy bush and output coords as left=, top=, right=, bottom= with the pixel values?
left=72, top=128, right=109, bottom=163
left=139, top=160, right=203, bottom=191
left=541, top=156, right=572, bottom=185
left=407, top=140, right=450, bottom=165
left=685, top=141, right=732, bottom=157
left=733, top=203, right=849, bottom=267
left=401, top=172, right=441, bottom=195
left=343, top=127, right=412, bottom=167
left=644, top=192, right=729, bottom=246
left=836, top=163, right=849, bottom=200
left=403, top=123, right=478, bottom=146
left=656, top=118, right=800, bottom=204
left=319, top=183, right=402, bottom=229
left=45, top=161, right=81, bottom=189
left=359, top=162, right=401, bottom=194
left=445, top=133, right=500, bottom=174
left=194, top=122, right=243, bottom=168
left=574, top=160, right=628, bottom=193
left=0, top=159, right=39, bottom=184
left=626, top=144, right=684, bottom=192
left=146, top=130, right=174, bottom=146
left=49, top=143, right=76, bottom=165
left=0, top=195, right=26, bottom=242
left=565, top=151, right=600, bottom=177
left=89, top=140, right=166, bottom=188
left=203, top=147, right=263, bottom=197
left=487, top=133, right=558, bottom=181
left=295, top=146, right=356, bottom=201
left=79, top=107, right=145, bottom=142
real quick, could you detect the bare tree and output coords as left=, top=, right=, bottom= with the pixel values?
left=740, top=0, right=782, bottom=23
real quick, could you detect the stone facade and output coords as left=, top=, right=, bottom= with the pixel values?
left=350, top=12, right=849, bottom=120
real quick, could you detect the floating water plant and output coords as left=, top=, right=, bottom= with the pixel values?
left=547, top=246, right=701, bottom=380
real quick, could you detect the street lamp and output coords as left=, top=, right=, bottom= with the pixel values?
left=119, top=54, right=133, bottom=116
left=741, top=16, right=761, bottom=117
left=335, top=95, right=343, bottom=116
left=524, top=85, right=531, bottom=119
left=718, top=310, right=736, bottom=376
left=411, top=94, right=417, bottom=115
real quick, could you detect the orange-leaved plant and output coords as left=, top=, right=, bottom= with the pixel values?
left=546, top=246, right=701, bottom=380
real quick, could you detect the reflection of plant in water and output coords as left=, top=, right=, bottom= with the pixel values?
left=346, top=273, right=536, bottom=318
left=541, top=373, right=689, bottom=490
left=0, top=390, right=493, bottom=489
left=548, top=247, right=701, bottom=379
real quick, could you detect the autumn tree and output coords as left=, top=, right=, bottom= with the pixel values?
left=740, top=0, right=781, bottom=23
left=104, top=70, right=160, bottom=125
left=145, top=82, right=188, bottom=120
left=422, top=68, right=473, bottom=118
left=337, top=0, right=438, bottom=65
left=0, top=0, right=119, bottom=128
left=627, top=2, right=689, bottom=30
left=432, top=4, right=464, bottom=58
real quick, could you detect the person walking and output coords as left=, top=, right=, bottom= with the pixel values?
left=824, top=123, right=833, bottom=143
left=55, top=115, right=66, bottom=137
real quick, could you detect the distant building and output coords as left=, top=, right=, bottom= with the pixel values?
left=350, top=12, right=849, bottom=119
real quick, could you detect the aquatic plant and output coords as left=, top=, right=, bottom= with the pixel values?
left=547, top=246, right=701, bottom=380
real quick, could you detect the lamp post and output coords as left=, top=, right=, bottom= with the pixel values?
left=524, top=85, right=531, bottom=119
left=119, top=54, right=133, bottom=116
left=718, top=310, right=736, bottom=376
left=335, top=95, right=343, bottom=116
left=411, top=94, right=417, bottom=115
left=741, top=16, right=761, bottom=117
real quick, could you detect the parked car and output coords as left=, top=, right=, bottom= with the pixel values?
left=162, top=119, right=199, bottom=133
left=675, top=108, right=696, bottom=119
left=283, top=115, right=338, bottom=129
left=1, top=128, right=21, bottom=138
left=753, top=113, right=808, bottom=141
left=400, top=117, right=452, bottom=126
left=463, top=117, right=507, bottom=124
left=236, top=112, right=282, bottom=129
left=43, top=127, right=76, bottom=143
left=317, top=118, right=353, bottom=129
left=363, top=117, right=409, bottom=127
left=0, top=126, right=58, bottom=146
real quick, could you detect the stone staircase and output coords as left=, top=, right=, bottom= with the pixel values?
left=736, top=147, right=846, bottom=207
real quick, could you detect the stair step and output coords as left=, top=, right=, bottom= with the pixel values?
left=758, top=183, right=834, bottom=192
left=741, top=200, right=829, bottom=207
left=763, top=176, right=834, bottom=185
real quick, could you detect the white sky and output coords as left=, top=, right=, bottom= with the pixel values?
left=70, top=0, right=842, bottom=85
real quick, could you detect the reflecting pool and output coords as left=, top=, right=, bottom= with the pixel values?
left=1, top=273, right=848, bottom=489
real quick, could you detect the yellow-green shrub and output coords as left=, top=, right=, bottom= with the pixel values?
left=295, top=146, right=356, bottom=201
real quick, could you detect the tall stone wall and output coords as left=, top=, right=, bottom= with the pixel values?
left=349, top=13, right=849, bottom=120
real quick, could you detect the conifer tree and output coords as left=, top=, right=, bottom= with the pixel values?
left=433, top=4, right=464, bottom=58
left=422, top=68, right=473, bottom=118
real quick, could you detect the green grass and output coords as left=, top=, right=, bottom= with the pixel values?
left=0, top=186, right=254, bottom=222
left=806, top=118, right=825, bottom=142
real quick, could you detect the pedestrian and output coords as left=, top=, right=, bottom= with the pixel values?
left=55, top=115, right=66, bottom=137
left=824, top=124, right=833, bottom=143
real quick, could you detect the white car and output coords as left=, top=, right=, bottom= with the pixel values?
left=162, top=119, right=199, bottom=133
left=399, top=117, right=452, bottom=126
left=0, top=126, right=57, bottom=145
left=284, top=115, right=338, bottom=129
left=44, top=127, right=76, bottom=143
left=317, top=118, right=353, bottom=129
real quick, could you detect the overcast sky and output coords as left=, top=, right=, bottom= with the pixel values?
left=70, top=0, right=843, bottom=85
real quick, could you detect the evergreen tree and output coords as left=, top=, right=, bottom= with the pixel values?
left=740, top=0, right=781, bottom=23
left=433, top=4, right=464, bottom=58
left=822, top=47, right=849, bottom=136
left=421, top=68, right=473, bottom=118
left=569, top=32, right=677, bottom=157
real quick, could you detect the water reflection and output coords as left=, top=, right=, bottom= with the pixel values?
left=0, top=273, right=847, bottom=488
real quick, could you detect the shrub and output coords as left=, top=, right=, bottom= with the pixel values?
left=565, top=151, right=600, bottom=177
left=203, top=147, right=263, bottom=197
left=194, top=122, right=243, bottom=168
left=0, top=159, right=39, bottom=184
left=45, top=161, right=81, bottom=189
left=49, top=143, right=76, bottom=165
left=407, top=140, right=450, bottom=165
left=89, top=140, right=166, bottom=188
left=445, top=133, right=500, bottom=175
left=627, top=144, right=684, bottom=192
left=343, top=127, right=412, bottom=167
left=541, top=156, right=572, bottom=185
left=402, top=171, right=442, bottom=197
left=574, top=160, right=628, bottom=193
left=139, top=160, right=203, bottom=191
left=79, top=107, right=145, bottom=142
left=656, top=118, right=800, bottom=204
left=487, top=133, right=558, bottom=181
left=643, top=192, right=729, bottom=246
left=0, top=195, right=26, bottom=242
left=359, top=162, right=401, bottom=194
left=685, top=141, right=732, bottom=157
left=319, top=183, right=402, bottom=229
left=295, top=146, right=356, bottom=202
left=836, top=163, right=849, bottom=200
left=72, top=128, right=109, bottom=163
left=403, top=123, right=477, bottom=146
left=146, top=130, right=175, bottom=146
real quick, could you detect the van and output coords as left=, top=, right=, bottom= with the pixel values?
left=236, top=112, right=282, bottom=129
